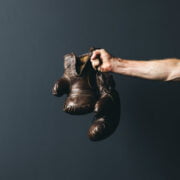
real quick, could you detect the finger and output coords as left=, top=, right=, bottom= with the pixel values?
left=93, top=59, right=100, bottom=67
left=91, top=59, right=100, bottom=69
left=97, top=66, right=102, bottom=72
left=98, top=66, right=107, bottom=72
left=91, top=50, right=102, bottom=60
left=100, top=68, right=106, bottom=72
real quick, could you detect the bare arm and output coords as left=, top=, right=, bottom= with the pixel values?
left=112, top=58, right=180, bottom=81
left=91, top=49, right=180, bottom=81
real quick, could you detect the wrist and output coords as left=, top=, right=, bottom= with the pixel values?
left=110, top=57, right=124, bottom=73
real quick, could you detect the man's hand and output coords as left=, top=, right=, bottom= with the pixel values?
left=90, top=49, right=117, bottom=72
left=90, top=48, right=180, bottom=81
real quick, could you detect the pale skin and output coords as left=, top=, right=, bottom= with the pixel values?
left=90, top=49, right=180, bottom=81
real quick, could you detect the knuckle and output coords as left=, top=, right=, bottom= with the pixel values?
left=94, top=61, right=99, bottom=66
left=102, top=64, right=111, bottom=71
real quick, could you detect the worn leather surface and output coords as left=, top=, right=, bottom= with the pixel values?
left=52, top=49, right=120, bottom=141
left=52, top=52, right=98, bottom=115
left=88, top=72, right=120, bottom=141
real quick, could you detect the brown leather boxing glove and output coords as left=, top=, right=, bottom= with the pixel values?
left=88, top=72, right=120, bottom=141
left=52, top=52, right=98, bottom=115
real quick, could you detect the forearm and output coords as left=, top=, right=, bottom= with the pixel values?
left=112, top=58, right=180, bottom=81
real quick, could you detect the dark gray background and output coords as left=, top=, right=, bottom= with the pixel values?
left=0, top=0, right=180, bottom=179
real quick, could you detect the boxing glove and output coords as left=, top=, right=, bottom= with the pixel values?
left=52, top=48, right=120, bottom=141
left=52, top=52, right=98, bottom=115
left=88, top=72, right=120, bottom=141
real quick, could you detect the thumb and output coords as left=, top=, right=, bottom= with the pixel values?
left=91, top=50, right=101, bottom=60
